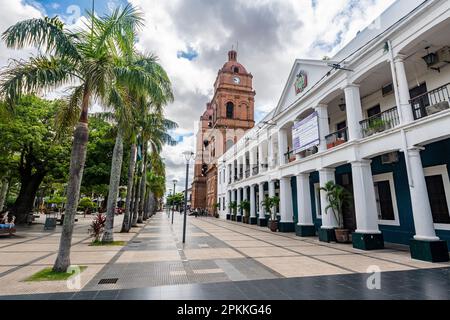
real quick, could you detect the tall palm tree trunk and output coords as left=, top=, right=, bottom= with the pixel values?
left=53, top=123, right=89, bottom=272
left=53, top=88, right=90, bottom=273
left=131, top=165, right=141, bottom=227
left=137, top=142, right=148, bottom=223
left=0, top=178, right=9, bottom=211
left=143, top=187, right=151, bottom=220
left=102, top=130, right=124, bottom=242
left=121, top=143, right=137, bottom=233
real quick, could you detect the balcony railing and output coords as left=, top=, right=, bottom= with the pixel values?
left=245, top=169, right=250, bottom=178
left=260, top=164, right=269, bottom=171
left=284, top=149, right=296, bottom=163
left=411, top=83, right=450, bottom=120
left=252, top=166, right=259, bottom=175
left=325, top=127, right=348, bottom=149
left=360, top=107, right=400, bottom=138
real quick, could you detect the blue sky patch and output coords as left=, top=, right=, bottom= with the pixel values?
left=25, top=0, right=128, bottom=23
left=177, top=46, right=199, bottom=61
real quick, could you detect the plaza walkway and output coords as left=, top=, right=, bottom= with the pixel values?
left=1, top=212, right=450, bottom=299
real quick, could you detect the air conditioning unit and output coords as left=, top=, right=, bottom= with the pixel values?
left=381, top=152, right=399, bottom=165
left=422, top=46, right=450, bottom=71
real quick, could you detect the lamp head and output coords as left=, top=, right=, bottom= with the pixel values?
left=173, top=179, right=178, bottom=185
left=182, top=151, right=195, bottom=162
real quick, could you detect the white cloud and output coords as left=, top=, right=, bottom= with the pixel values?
left=0, top=0, right=42, bottom=67
left=129, top=0, right=396, bottom=191
left=0, top=0, right=397, bottom=193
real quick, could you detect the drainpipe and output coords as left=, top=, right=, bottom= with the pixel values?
left=387, top=40, right=414, bottom=188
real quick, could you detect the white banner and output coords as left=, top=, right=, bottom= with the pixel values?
left=292, top=112, right=320, bottom=154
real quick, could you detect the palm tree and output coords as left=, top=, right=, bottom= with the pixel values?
left=0, top=5, right=165, bottom=272
left=136, top=112, right=177, bottom=223
left=102, top=54, right=174, bottom=242
left=146, top=153, right=166, bottom=218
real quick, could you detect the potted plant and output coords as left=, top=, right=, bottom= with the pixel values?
left=365, top=117, right=390, bottom=136
left=229, top=202, right=238, bottom=221
left=327, top=141, right=335, bottom=149
left=262, top=196, right=279, bottom=232
left=239, top=200, right=251, bottom=224
left=321, top=181, right=353, bottom=243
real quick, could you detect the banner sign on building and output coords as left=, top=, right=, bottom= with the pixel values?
left=292, top=112, right=320, bottom=154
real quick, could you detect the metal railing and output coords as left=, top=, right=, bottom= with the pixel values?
left=284, top=149, right=296, bottom=163
left=411, top=83, right=450, bottom=120
left=325, top=127, right=348, bottom=149
left=252, top=166, right=259, bottom=175
left=245, top=169, right=250, bottom=178
left=360, top=107, right=400, bottom=138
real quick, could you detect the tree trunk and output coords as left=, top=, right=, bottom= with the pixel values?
left=148, top=191, right=155, bottom=217
left=102, top=130, right=124, bottom=242
left=0, top=179, right=9, bottom=211
left=137, top=141, right=148, bottom=223
left=10, top=172, right=45, bottom=224
left=131, top=167, right=141, bottom=227
left=53, top=122, right=89, bottom=273
left=143, top=187, right=151, bottom=220
left=121, top=143, right=137, bottom=233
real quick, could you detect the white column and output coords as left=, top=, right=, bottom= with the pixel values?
left=269, top=180, right=276, bottom=217
left=319, top=168, right=338, bottom=229
left=258, top=182, right=266, bottom=220
left=344, top=84, right=363, bottom=141
left=393, top=55, right=414, bottom=124
left=242, top=154, right=247, bottom=178
left=315, top=104, right=330, bottom=152
left=231, top=189, right=236, bottom=215
left=249, top=148, right=255, bottom=176
left=250, top=185, right=256, bottom=218
left=236, top=188, right=242, bottom=216
left=280, top=177, right=294, bottom=223
left=278, top=129, right=288, bottom=166
left=296, top=173, right=314, bottom=226
left=351, top=160, right=382, bottom=234
left=226, top=190, right=231, bottom=215
left=258, top=143, right=264, bottom=171
left=243, top=186, right=248, bottom=202
left=231, top=161, right=235, bottom=183
left=268, top=137, right=274, bottom=168
left=407, top=148, right=440, bottom=241
left=237, top=157, right=242, bottom=179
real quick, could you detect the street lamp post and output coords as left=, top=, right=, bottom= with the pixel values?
left=182, top=151, right=195, bottom=244
left=172, top=179, right=178, bottom=224
left=167, top=189, right=172, bottom=217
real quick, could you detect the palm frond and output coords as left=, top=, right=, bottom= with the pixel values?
left=2, top=16, right=81, bottom=61
left=0, top=55, right=77, bottom=107
left=54, top=85, right=84, bottom=138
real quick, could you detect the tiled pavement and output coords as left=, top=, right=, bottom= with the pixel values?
left=1, top=211, right=450, bottom=299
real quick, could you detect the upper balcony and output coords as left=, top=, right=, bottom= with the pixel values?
left=360, top=107, right=400, bottom=138
left=411, top=83, right=450, bottom=120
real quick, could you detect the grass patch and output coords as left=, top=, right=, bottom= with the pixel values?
left=89, top=240, right=127, bottom=247
left=25, top=266, right=87, bottom=282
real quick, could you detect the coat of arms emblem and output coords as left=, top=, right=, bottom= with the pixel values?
left=294, top=71, right=308, bottom=95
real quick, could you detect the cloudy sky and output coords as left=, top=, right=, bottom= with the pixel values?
left=1, top=0, right=397, bottom=193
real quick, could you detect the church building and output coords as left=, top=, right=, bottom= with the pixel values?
left=191, top=50, right=255, bottom=214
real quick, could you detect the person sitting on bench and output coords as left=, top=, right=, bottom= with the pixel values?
left=0, top=212, right=15, bottom=229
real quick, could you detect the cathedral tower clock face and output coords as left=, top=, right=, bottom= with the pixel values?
left=233, top=76, right=241, bottom=84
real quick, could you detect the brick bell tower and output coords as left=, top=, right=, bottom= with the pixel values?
left=191, top=49, right=255, bottom=214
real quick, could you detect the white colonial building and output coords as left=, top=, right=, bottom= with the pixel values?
left=217, top=0, right=450, bottom=262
